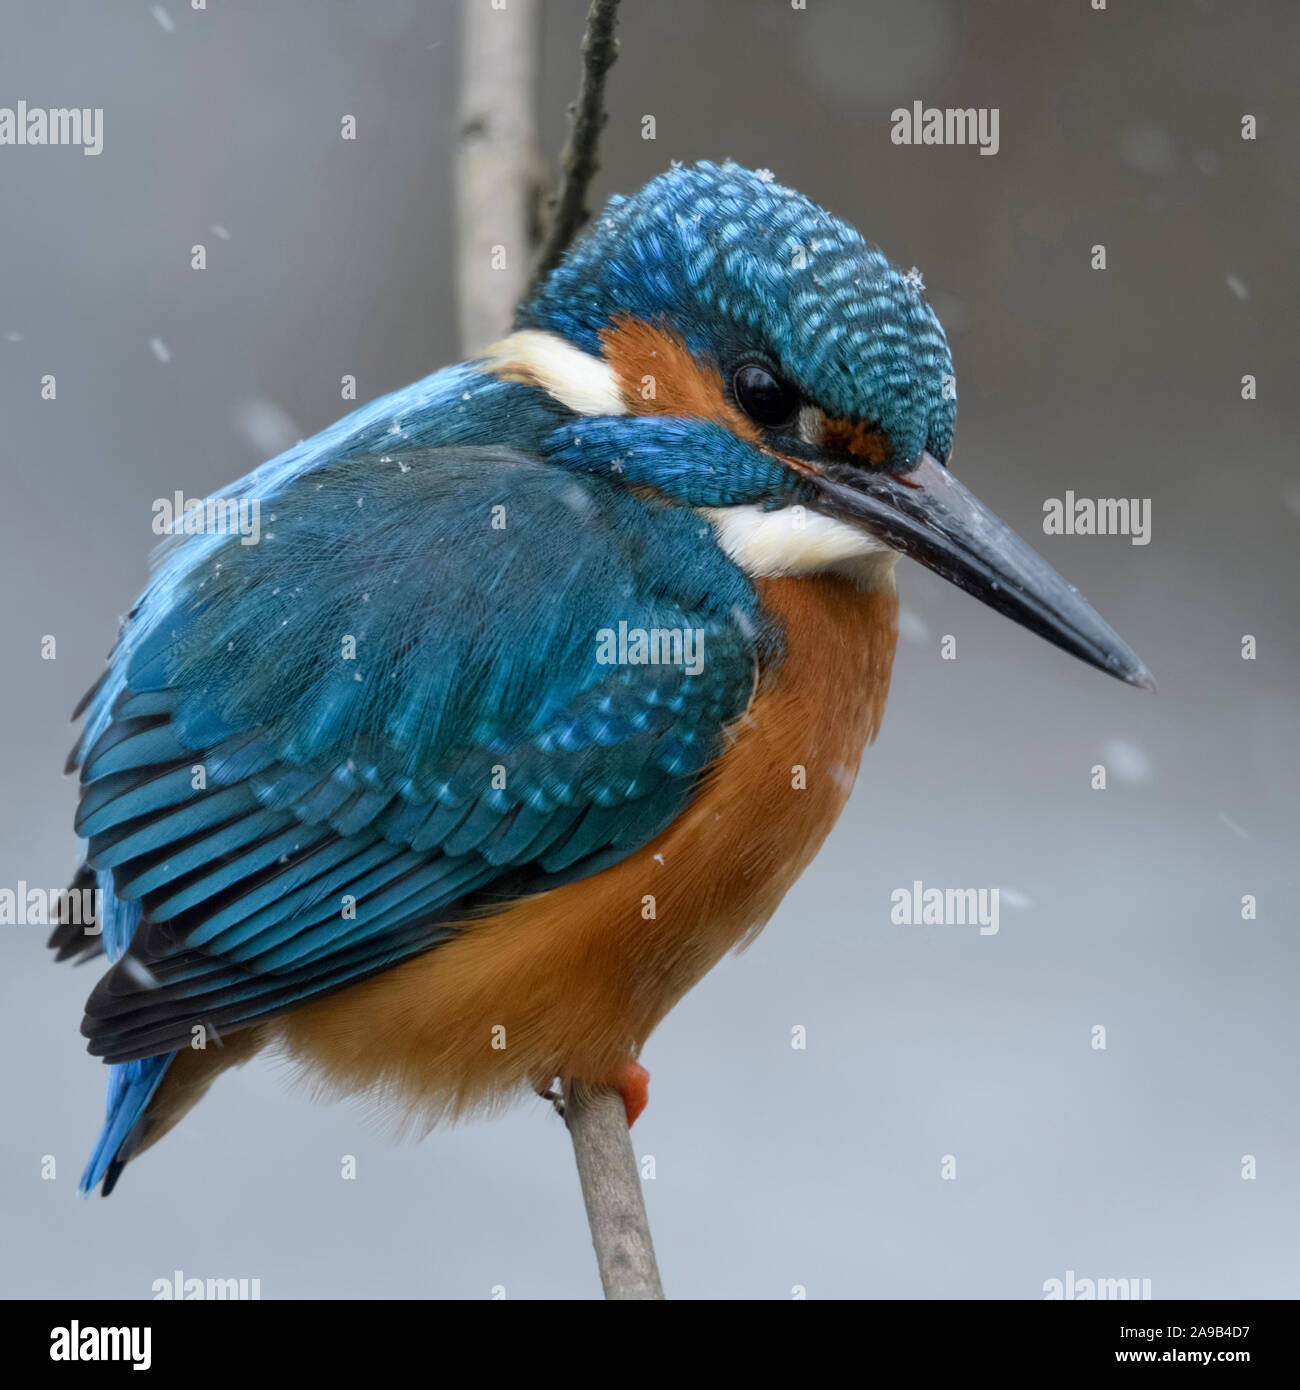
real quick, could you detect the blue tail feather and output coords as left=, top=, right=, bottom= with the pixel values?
left=78, top=868, right=174, bottom=1196
left=80, top=1054, right=173, bottom=1196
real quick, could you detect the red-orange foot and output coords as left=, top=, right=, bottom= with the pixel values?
left=616, top=1060, right=650, bottom=1127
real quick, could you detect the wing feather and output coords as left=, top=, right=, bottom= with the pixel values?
left=58, top=446, right=768, bottom=1065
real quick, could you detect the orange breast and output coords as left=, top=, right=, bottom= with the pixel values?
left=274, top=573, right=899, bottom=1126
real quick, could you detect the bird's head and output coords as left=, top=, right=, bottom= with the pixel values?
left=494, top=161, right=1151, bottom=688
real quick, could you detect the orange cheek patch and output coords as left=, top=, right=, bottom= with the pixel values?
left=821, top=413, right=889, bottom=466
left=598, top=314, right=761, bottom=441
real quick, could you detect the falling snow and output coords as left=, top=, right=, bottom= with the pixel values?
left=1102, top=739, right=1153, bottom=786
left=828, top=761, right=856, bottom=791
left=1217, top=812, right=1249, bottom=840
left=121, top=956, right=159, bottom=989
left=235, top=398, right=300, bottom=457
left=1119, top=124, right=1176, bottom=175
left=897, top=607, right=930, bottom=644
left=728, top=604, right=755, bottom=640
left=561, top=484, right=595, bottom=516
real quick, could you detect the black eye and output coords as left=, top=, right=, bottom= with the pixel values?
left=733, top=363, right=799, bottom=429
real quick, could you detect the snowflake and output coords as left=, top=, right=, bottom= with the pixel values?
left=755, top=168, right=775, bottom=183
left=903, top=266, right=926, bottom=296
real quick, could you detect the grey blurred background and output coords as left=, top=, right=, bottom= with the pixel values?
left=2, top=0, right=1297, bottom=1299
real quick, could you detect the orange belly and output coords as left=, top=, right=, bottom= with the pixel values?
left=262, top=570, right=899, bottom=1128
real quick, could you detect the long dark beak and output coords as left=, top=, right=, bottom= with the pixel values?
left=811, top=451, right=1156, bottom=690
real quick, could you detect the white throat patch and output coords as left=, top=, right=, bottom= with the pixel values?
left=701, top=503, right=898, bottom=586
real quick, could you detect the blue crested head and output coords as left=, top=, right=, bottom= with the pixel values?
left=518, top=159, right=956, bottom=469
left=511, top=161, right=1149, bottom=689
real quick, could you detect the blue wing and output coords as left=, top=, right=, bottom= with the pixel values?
left=63, top=437, right=767, bottom=1188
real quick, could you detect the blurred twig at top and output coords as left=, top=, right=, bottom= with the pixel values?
left=456, top=0, right=541, bottom=352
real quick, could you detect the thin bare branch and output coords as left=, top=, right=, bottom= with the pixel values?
left=530, top=0, right=622, bottom=290
left=564, top=1080, right=665, bottom=1300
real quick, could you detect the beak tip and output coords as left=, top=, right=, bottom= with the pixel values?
left=1109, top=650, right=1156, bottom=692
left=813, top=453, right=1160, bottom=695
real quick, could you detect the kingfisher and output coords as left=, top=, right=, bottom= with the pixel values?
left=52, top=161, right=1152, bottom=1195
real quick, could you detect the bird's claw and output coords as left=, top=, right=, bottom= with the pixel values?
left=536, top=1061, right=648, bottom=1127
left=536, top=1082, right=565, bottom=1120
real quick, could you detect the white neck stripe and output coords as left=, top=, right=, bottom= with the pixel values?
left=479, top=329, right=627, bottom=417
